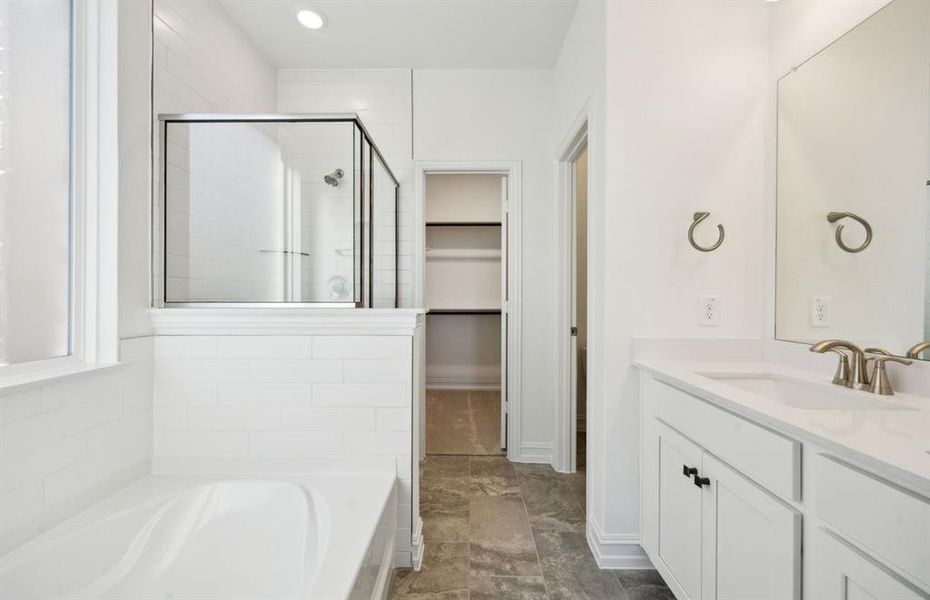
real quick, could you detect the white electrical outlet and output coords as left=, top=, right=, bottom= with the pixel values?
left=810, top=296, right=831, bottom=327
left=698, top=295, right=720, bottom=327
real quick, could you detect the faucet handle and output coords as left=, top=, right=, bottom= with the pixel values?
left=863, top=347, right=893, bottom=370
left=864, top=347, right=892, bottom=356
left=827, top=349, right=852, bottom=387
left=868, top=356, right=913, bottom=396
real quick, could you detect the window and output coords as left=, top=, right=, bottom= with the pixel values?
left=0, top=0, right=119, bottom=382
left=0, top=0, right=73, bottom=366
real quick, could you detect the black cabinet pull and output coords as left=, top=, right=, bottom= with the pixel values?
left=693, top=475, right=711, bottom=488
left=682, top=465, right=698, bottom=478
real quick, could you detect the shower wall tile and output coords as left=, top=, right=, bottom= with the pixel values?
left=0, top=337, right=155, bottom=555
left=153, top=0, right=280, bottom=304
left=278, top=69, right=415, bottom=308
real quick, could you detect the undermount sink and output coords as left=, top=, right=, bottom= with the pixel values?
left=699, top=373, right=916, bottom=411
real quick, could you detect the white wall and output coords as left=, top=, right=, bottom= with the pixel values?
left=768, top=0, right=892, bottom=78
left=551, top=0, right=610, bottom=546
left=152, top=333, right=416, bottom=566
left=118, top=0, right=155, bottom=338
left=413, top=69, right=555, bottom=457
left=0, top=338, right=154, bottom=555
left=598, top=0, right=769, bottom=558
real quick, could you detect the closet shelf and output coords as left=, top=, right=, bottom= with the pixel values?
left=426, top=221, right=501, bottom=227
left=425, top=249, right=502, bottom=259
left=428, top=308, right=502, bottom=315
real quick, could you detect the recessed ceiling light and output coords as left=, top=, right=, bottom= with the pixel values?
left=297, top=9, right=326, bottom=30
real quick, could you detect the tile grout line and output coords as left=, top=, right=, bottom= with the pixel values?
left=518, top=476, right=553, bottom=600
left=466, top=455, right=472, bottom=600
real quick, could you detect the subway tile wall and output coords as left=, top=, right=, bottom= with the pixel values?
left=152, top=334, right=416, bottom=566
left=279, top=122, right=359, bottom=304
left=155, top=3, right=406, bottom=307
left=0, top=338, right=155, bottom=554
left=278, top=70, right=414, bottom=307
left=154, top=0, right=280, bottom=304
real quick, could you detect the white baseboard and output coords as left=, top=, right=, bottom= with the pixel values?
left=373, top=535, right=396, bottom=600
left=586, top=519, right=652, bottom=569
left=410, top=517, right=425, bottom=570
left=426, top=382, right=501, bottom=391
left=517, top=442, right=554, bottom=464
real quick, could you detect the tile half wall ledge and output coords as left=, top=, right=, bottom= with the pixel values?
left=148, top=308, right=426, bottom=337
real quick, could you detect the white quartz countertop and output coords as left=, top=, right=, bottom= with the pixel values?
left=635, top=359, right=930, bottom=496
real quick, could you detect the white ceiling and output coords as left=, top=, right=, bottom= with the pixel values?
left=219, top=0, right=580, bottom=69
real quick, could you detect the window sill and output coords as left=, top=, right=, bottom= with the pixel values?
left=0, top=357, right=122, bottom=393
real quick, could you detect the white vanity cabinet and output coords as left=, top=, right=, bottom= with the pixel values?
left=655, top=422, right=704, bottom=599
left=639, top=371, right=930, bottom=600
left=810, top=529, right=926, bottom=600
left=810, top=455, right=930, bottom=599
left=650, top=419, right=801, bottom=600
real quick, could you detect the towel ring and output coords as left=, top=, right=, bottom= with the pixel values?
left=827, top=211, right=872, bottom=253
left=688, top=212, right=725, bottom=252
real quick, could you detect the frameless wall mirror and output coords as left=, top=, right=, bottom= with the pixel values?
left=775, top=0, right=930, bottom=361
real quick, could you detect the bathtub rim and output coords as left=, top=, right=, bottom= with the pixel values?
left=0, top=472, right=396, bottom=600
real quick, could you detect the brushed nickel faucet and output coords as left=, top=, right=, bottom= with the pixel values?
left=867, top=355, right=913, bottom=396
left=906, top=341, right=930, bottom=359
left=809, top=340, right=870, bottom=390
left=810, top=340, right=914, bottom=395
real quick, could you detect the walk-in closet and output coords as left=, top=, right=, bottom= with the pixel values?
left=423, top=173, right=508, bottom=456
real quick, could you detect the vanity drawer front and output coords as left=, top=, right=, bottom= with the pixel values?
left=814, top=455, right=930, bottom=589
left=651, top=378, right=801, bottom=501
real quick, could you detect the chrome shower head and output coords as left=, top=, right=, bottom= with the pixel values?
left=324, top=168, right=344, bottom=187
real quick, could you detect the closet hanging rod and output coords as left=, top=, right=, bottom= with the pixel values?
left=428, top=308, right=502, bottom=315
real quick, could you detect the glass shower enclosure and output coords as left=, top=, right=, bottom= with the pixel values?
left=155, top=114, right=398, bottom=308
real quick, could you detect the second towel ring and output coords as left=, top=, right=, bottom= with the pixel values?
left=827, top=211, right=872, bottom=253
left=688, top=212, right=725, bottom=252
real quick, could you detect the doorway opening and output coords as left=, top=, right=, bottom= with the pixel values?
left=571, top=145, right=588, bottom=473
left=556, top=117, right=589, bottom=475
left=422, top=173, right=509, bottom=457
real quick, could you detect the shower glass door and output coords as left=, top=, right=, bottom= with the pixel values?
left=158, top=116, right=397, bottom=307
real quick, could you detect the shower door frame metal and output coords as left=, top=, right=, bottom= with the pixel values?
left=154, top=113, right=399, bottom=309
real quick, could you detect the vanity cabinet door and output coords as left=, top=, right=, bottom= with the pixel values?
left=700, top=454, right=802, bottom=600
left=809, top=529, right=925, bottom=600
left=656, top=422, right=704, bottom=600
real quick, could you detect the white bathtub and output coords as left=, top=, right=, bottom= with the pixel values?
left=0, top=474, right=396, bottom=600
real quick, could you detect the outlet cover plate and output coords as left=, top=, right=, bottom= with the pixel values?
left=698, top=295, right=720, bottom=327
left=810, top=296, right=831, bottom=327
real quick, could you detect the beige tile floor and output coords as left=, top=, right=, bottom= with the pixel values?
left=390, top=454, right=675, bottom=599
left=426, top=390, right=505, bottom=456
